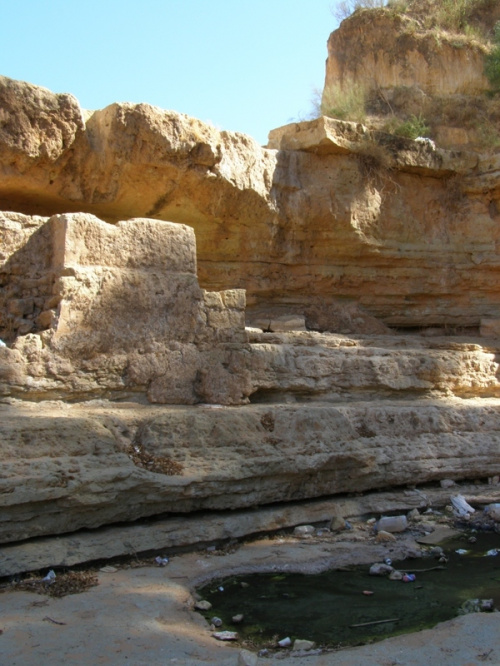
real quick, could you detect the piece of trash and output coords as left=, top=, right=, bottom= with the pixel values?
left=362, top=590, right=374, bottom=595
left=213, top=630, right=238, bottom=641
left=99, top=566, right=118, bottom=573
left=0, top=339, right=5, bottom=347
left=377, top=515, right=408, bottom=533
left=369, top=562, right=394, bottom=576
left=415, top=137, right=436, bottom=149
left=278, top=637, right=292, bottom=647
left=155, top=556, right=169, bottom=567
left=384, top=558, right=392, bottom=566
left=42, top=570, right=56, bottom=584
left=43, top=616, right=66, bottom=625
left=218, top=586, right=224, bottom=592
left=402, top=573, right=416, bottom=583
left=232, top=614, right=244, bottom=623
left=344, top=520, right=353, bottom=530
left=211, top=616, right=223, bottom=627
left=294, top=525, right=315, bottom=537
left=455, top=549, right=469, bottom=555
left=485, top=549, right=499, bottom=557
left=350, top=617, right=400, bottom=628
left=460, top=598, right=495, bottom=614
left=451, top=495, right=475, bottom=518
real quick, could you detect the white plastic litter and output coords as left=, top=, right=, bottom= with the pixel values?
left=278, top=637, right=292, bottom=648
left=42, top=570, right=56, bottom=584
left=212, top=631, right=238, bottom=641
left=415, top=137, right=436, bottom=149
left=451, top=495, right=475, bottom=518
left=0, top=339, right=5, bottom=347
left=485, top=549, right=499, bottom=557
left=155, top=556, right=169, bottom=567
left=455, top=549, right=469, bottom=555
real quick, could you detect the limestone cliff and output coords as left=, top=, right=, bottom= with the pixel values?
left=1, top=77, right=500, bottom=333
left=322, top=1, right=500, bottom=151
left=1, top=7, right=500, bottom=561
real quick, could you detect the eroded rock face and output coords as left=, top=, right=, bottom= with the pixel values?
left=323, top=9, right=490, bottom=98
left=1, top=211, right=249, bottom=404
left=1, top=77, right=500, bottom=329
left=1, top=75, right=500, bottom=553
left=1, top=397, right=500, bottom=544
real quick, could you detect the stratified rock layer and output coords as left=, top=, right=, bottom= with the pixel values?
left=323, top=9, right=491, bottom=97
left=1, top=77, right=500, bottom=329
left=1, top=76, right=499, bottom=553
left=1, top=397, right=499, bottom=544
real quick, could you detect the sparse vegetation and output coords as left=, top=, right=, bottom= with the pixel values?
left=485, top=21, right=500, bottom=90
left=333, top=0, right=499, bottom=38
left=391, top=113, right=431, bottom=138
left=321, top=79, right=368, bottom=123
left=318, top=0, right=500, bottom=151
left=332, top=0, right=388, bottom=23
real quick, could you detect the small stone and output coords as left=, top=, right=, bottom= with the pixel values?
left=407, top=508, right=420, bottom=521
left=376, top=530, right=396, bottom=543
left=369, top=562, right=394, bottom=576
left=210, top=617, right=223, bottom=627
left=329, top=508, right=345, bottom=532
left=232, top=614, right=244, bottom=623
left=366, top=517, right=377, bottom=525
left=212, top=631, right=238, bottom=641
left=240, top=582, right=250, bottom=588
left=238, top=649, right=258, bottom=666
left=389, top=570, right=403, bottom=580
left=194, top=600, right=212, bottom=611
left=99, top=566, right=118, bottom=573
left=294, top=525, right=315, bottom=537
left=440, top=479, right=456, bottom=489
left=293, top=639, right=316, bottom=651
left=485, top=503, right=500, bottom=522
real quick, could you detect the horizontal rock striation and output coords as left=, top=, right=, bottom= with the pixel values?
left=1, top=74, right=499, bottom=557
left=1, top=77, right=500, bottom=328
left=1, top=397, right=499, bottom=544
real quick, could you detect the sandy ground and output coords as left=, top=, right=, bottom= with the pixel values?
left=1, top=532, right=500, bottom=666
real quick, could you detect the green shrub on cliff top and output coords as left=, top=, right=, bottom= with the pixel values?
left=485, top=22, right=500, bottom=91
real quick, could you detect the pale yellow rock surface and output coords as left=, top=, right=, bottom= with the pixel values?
left=1, top=396, right=499, bottom=543
left=1, top=77, right=500, bottom=328
left=323, top=9, right=491, bottom=98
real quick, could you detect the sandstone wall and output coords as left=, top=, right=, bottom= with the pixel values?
left=2, top=78, right=500, bottom=331
left=323, top=10, right=490, bottom=98
left=1, top=76, right=500, bottom=549
left=1, top=211, right=249, bottom=404
left=1, top=397, right=500, bottom=543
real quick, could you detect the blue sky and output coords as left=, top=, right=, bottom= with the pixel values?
left=1, top=0, right=340, bottom=145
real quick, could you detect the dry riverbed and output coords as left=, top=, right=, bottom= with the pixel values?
left=1, top=503, right=500, bottom=666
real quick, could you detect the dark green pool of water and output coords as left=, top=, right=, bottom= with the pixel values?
left=196, top=532, right=500, bottom=648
